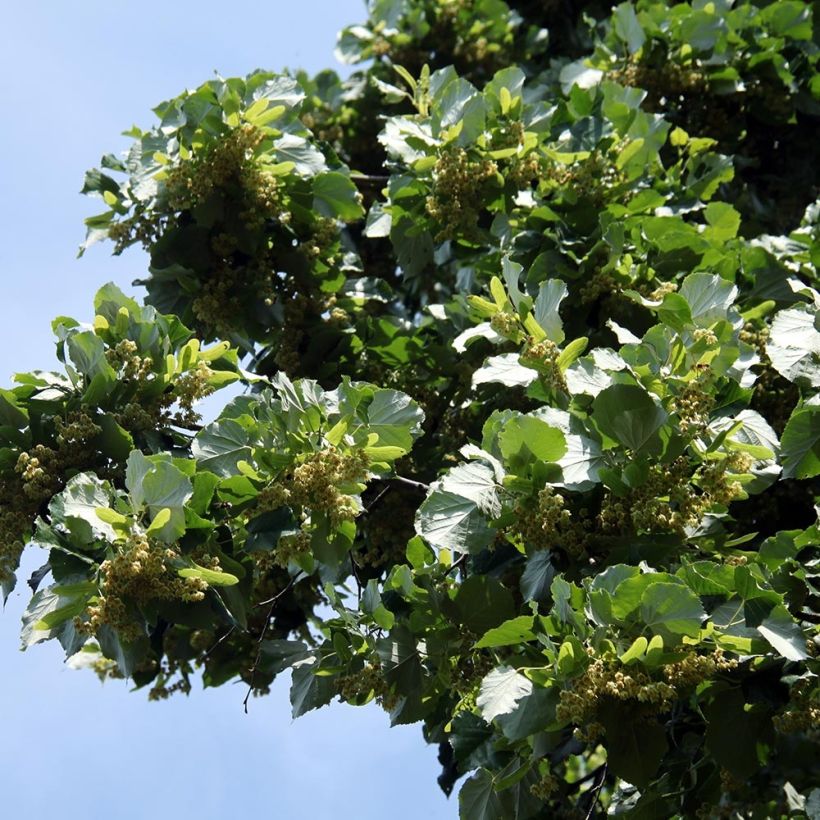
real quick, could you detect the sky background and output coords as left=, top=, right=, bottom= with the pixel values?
left=0, top=3, right=453, bottom=818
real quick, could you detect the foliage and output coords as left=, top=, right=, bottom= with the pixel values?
left=5, top=1, right=820, bottom=817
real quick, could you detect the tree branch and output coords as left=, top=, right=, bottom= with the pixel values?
left=392, top=475, right=429, bottom=491
left=582, top=763, right=608, bottom=819
left=243, top=577, right=297, bottom=713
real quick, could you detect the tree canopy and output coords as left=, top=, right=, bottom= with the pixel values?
left=3, top=0, right=820, bottom=816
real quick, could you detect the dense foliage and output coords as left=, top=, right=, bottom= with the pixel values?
left=4, top=1, right=820, bottom=816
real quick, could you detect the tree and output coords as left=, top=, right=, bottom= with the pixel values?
left=2, top=0, right=819, bottom=815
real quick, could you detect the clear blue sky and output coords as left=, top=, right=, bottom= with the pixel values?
left=0, top=3, right=453, bottom=818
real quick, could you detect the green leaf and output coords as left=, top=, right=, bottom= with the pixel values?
left=520, top=551, right=554, bottom=603
left=768, top=306, right=820, bottom=388
left=49, top=473, right=116, bottom=545
left=290, top=657, right=336, bottom=718
left=366, top=388, right=424, bottom=453
left=640, top=582, right=705, bottom=638
left=192, top=419, right=253, bottom=477
left=375, top=625, right=423, bottom=699
left=704, top=202, right=741, bottom=242
left=439, top=461, right=501, bottom=518
left=781, top=406, right=820, bottom=479
left=415, top=489, right=495, bottom=554
left=21, top=582, right=95, bottom=651
left=533, top=280, right=567, bottom=343
left=593, top=384, right=667, bottom=454
left=178, top=564, right=240, bottom=587
left=475, top=616, right=536, bottom=649
left=679, top=272, right=738, bottom=327
left=598, top=701, right=668, bottom=789
left=312, top=172, right=364, bottom=221
left=66, top=330, right=117, bottom=383
left=613, top=2, right=646, bottom=54
left=473, top=353, right=537, bottom=389
left=125, top=451, right=192, bottom=541
left=455, top=575, right=516, bottom=635
left=498, top=416, right=567, bottom=467
left=363, top=579, right=395, bottom=630
left=496, top=686, right=558, bottom=742
left=146, top=507, right=172, bottom=536
left=477, top=665, right=533, bottom=723
left=459, top=769, right=503, bottom=820
left=756, top=605, right=808, bottom=661
left=705, top=689, right=768, bottom=778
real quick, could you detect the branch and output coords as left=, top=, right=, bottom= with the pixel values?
left=203, top=625, right=236, bottom=659
left=582, top=763, right=608, bottom=820
left=392, top=475, right=429, bottom=491
left=348, top=550, right=364, bottom=605
left=350, top=173, right=390, bottom=186
left=447, top=552, right=468, bottom=576
left=243, top=577, right=297, bottom=713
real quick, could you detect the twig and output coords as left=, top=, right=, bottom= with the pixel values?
left=350, top=173, right=390, bottom=185
left=203, top=625, right=236, bottom=658
left=582, top=763, right=608, bottom=820
left=243, top=577, right=296, bottom=713
left=255, top=577, right=297, bottom=607
left=392, top=475, right=429, bottom=491
left=447, top=552, right=468, bottom=576
left=349, top=551, right=364, bottom=605
left=364, top=483, right=392, bottom=513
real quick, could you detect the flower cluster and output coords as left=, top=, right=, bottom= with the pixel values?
left=108, top=341, right=214, bottom=431
left=513, top=487, right=590, bottom=559
left=545, top=148, right=626, bottom=206
left=257, top=447, right=371, bottom=528
left=165, top=124, right=282, bottom=229
left=557, top=649, right=738, bottom=741
left=773, top=680, right=820, bottom=736
left=425, top=147, right=498, bottom=241
left=520, top=338, right=567, bottom=393
left=600, top=452, right=751, bottom=537
left=0, top=411, right=103, bottom=581
left=557, top=658, right=677, bottom=729
left=80, top=534, right=216, bottom=642
left=672, top=374, right=716, bottom=435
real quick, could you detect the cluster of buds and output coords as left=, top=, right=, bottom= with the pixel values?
left=164, top=360, right=215, bottom=428
left=610, top=59, right=707, bottom=99
left=545, top=147, right=626, bottom=205
left=514, top=487, right=576, bottom=553
left=557, top=658, right=677, bottom=726
left=520, top=338, right=567, bottom=393
left=108, top=338, right=214, bottom=429
left=580, top=272, right=619, bottom=305
left=148, top=654, right=194, bottom=701
left=0, top=495, right=33, bottom=583
left=165, top=124, right=281, bottom=226
left=425, top=146, right=498, bottom=241
left=672, top=374, right=716, bottom=435
left=600, top=451, right=750, bottom=538
left=773, top=679, right=820, bottom=736
left=288, top=448, right=371, bottom=526
left=15, top=445, right=61, bottom=502
left=107, top=211, right=164, bottom=255
left=256, top=447, right=371, bottom=530
left=529, top=773, right=559, bottom=801
left=337, top=662, right=387, bottom=704
left=80, top=533, right=216, bottom=642
left=272, top=530, right=312, bottom=569
left=661, top=649, right=737, bottom=689
left=106, top=339, right=153, bottom=382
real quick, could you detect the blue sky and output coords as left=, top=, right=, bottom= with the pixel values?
left=0, top=3, right=453, bottom=817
